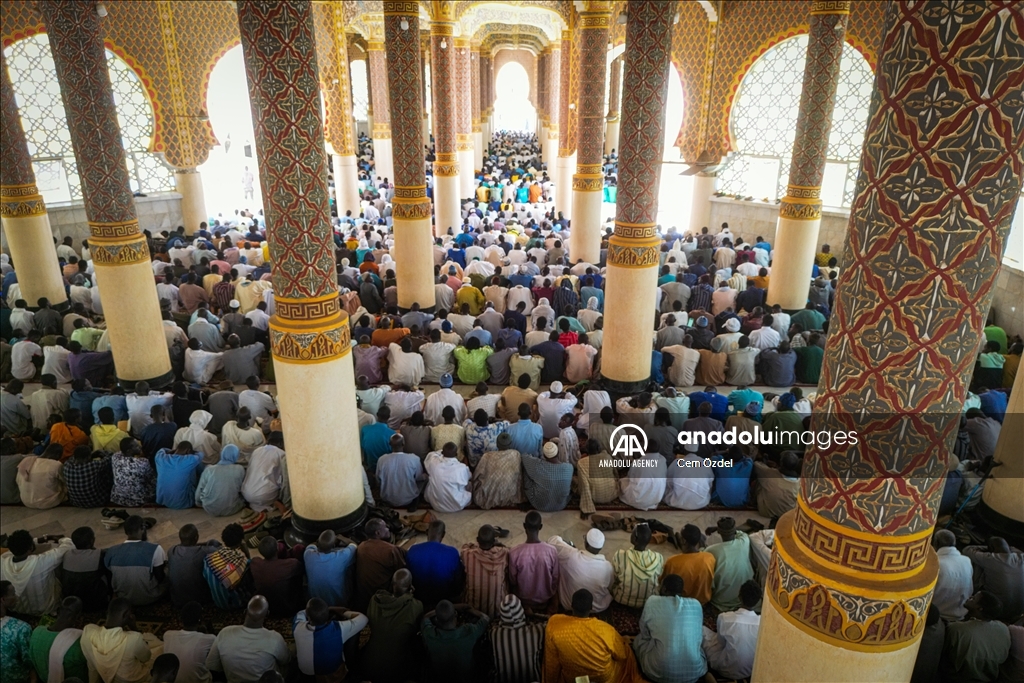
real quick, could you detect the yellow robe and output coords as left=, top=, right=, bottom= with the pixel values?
left=543, top=614, right=645, bottom=683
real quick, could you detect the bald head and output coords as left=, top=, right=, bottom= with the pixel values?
left=392, top=568, right=413, bottom=596
left=245, top=595, right=269, bottom=626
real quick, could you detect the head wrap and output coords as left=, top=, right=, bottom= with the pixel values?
left=779, top=393, right=797, bottom=411
left=219, top=444, right=240, bottom=465
left=499, top=594, right=526, bottom=628
left=724, top=318, right=741, bottom=333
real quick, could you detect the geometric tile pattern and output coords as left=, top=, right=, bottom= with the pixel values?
left=430, top=23, right=459, bottom=175
left=471, top=44, right=480, bottom=130
left=312, top=2, right=357, bottom=157
left=800, top=0, right=1024, bottom=539
left=368, top=43, right=391, bottom=134
left=455, top=38, right=472, bottom=148
left=39, top=1, right=140, bottom=226
left=383, top=2, right=428, bottom=208
left=573, top=8, right=609, bottom=173
left=557, top=29, right=573, bottom=156
left=606, top=0, right=673, bottom=270
left=547, top=43, right=560, bottom=134
left=606, top=54, right=621, bottom=118
left=236, top=0, right=336, bottom=304
left=0, top=50, right=35, bottom=187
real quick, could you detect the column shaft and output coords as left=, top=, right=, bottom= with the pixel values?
left=754, top=3, right=1024, bottom=680
left=0, top=51, right=67, bottom=309
left=471, top=44, right=483, bottom=172
left=384, top=3, right=434, bottom=312
left=320, top=1, right=361, bottom=218
left=431, top=23, right=461, bottom=236
left=546, top=43, right=561, bottom=175
left=237, top=0, right=363, bottom=533
left=688, top=170, right=716, bottom=233
left=41, top=0, right=170, bottom=386
left=456, top=38, right=475, bottom=199
left=604, top=54, right=622, bottom=155
left=175, top=170, right=207, bottom=235
left=600, top=0, right=674, bottom=392
left=766, top=3, right=848, bottom=310
left=367, top=37, right=394, bottom=184
left=555, top=30, right=575, bottom=217
left=569, top=2, right=612, bottom=264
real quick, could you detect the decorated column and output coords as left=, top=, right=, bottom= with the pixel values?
left=600, top=0, right=673, bottom=393
left=537, top=49, right=548, bottom=161
left=766, top=2, right=849, bottom=310
left=483, top=54, right=493, bottom=148
left=41, top=0, right=170, bottom=387
left=318, top=2, right=361, bottom=218
left=367, top=22, right=395, bottom=184
left=431, top=18, right=461, bottom=236
left=753, top=3, right=1024, bottom=681
left=237, top=0, right=364, bottom=534
left=471, top=42, right=483, bottom=171
left=569, top=1, right=612, bottom=264
left=421, top=39, right=430, bottom=147
left=545, top=41, right=561, bottom=176
left=0, top=52, right=67, bottom=309
left=555, top=30, right=575, bottom=216
left=156, top=1, right=208, bottom=235
left=604, top=54, right=622, bottom=155
left=688, top=170, right=717, bottom=232
left=455, top=37, right=475, bottom=199
left=384, top=2, right=434, bottom=312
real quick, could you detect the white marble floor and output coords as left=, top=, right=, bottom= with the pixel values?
left=0, top=503, right=767, bottom=562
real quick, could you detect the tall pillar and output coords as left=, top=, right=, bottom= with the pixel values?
left=604, top=54, right=622, bottom=155
left=555, top=30, right=575, bottom=217
left=471, top=43, right=483, bottom=172
left=600, top=0, right=673, bottom=393
left=41, top=0, right=170, bottom=387
left=237, top=0, right=364, bottom=534
left=545, top=42, right=561, bottom=175
left=688, top=169, right=717, bottom=233
left=538, top=49, right=548, bottom=162
left=367, top=29, right=394, bottom=184
left=384, top=2, right=434, bottom=312
left=431, top=20, right=460, bottom=236
left=569, top=1, right=611, bottom=264
left=0, top=52, right=67, bottom=309
left=455, top=38, right=475, bottom=199
left=321, top=2, right=361, bottom=218
left=421, top=44, right=431, bottom=148
left=483, top=54, right=493, bottom=149
left=979, top=366, right=1024, bottom=542
left=753, top=3, right=1024, bottom=681
left=766, top=2, right=848, bottom=311
left=174, top=171, right=207, bottom=235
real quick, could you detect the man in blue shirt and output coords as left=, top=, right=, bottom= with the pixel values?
left=293, top=597, right=368, bottom=680
left=304, top=530, right=358, bottom=607
left=713, top=446, right=754, bottom=507
left=507, top=405, right=544, bottom=457
left=361, top=406, right=397, bottom=472
left=376, top=434, right=426, bottom=509
left=155, top=443, right=203, bottom=509
left=688, top=386, right=729, bottom=423
left=405, top=520, right=465, bottom=610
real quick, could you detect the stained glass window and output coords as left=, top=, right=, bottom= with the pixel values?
left=3, top=33, right=175, bottom=204
left=350, top=58, right=369, bottom=122
left=717, top=35, right=874, bottom=208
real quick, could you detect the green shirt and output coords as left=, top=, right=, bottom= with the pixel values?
left=706, top=532, right=754, bottom=611
left=453, top=346, right=494, bottom=384
left=421, top=617, right=488, bottom=683
left=29, top=626, right=89, bottom=683
left=983, top=325, right=1008, bottom=353
left=790, top=308, right=825, bottom=332
left=794, top=345, right=824, bottom=384
left=70, top=327, right=105, bottom=351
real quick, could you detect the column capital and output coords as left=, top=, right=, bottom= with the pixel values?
left=430, top=20, right=455, bottom=36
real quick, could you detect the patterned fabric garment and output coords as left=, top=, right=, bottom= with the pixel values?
left=460, top=544, right=510, bottom=617
left=109, top=453, right=156, bottom=507
left=471, top=449, right=523, bottom=509
left=430, top=423, right=466, bottom=461
left=0, top=616, right=33, bottom=683
left=611, top=548, right=665, bottom=609
left=492, top=621, right=545, bottom=683
left=464, top=421, right=510, bottom=468
left=62, top=456, right=113, bottom=508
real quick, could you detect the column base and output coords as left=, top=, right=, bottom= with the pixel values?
left=0, top=210, right=69, bottom=308
left=977, top=502, right=1024, bottom=549
left=287, top=502, right=368, bottom=541
left=600, top=374, right=652, bottom=396
left=433, top=171, right=462, bottom=237
left=393, top=215, right=436, bottom=311
left=118, top=368, right=174, bottom=392
left=332, top=154, right=361, bottom=219
left=372, top=137, right=394, bottom=184
left=458, top=148, right=476, bottom=198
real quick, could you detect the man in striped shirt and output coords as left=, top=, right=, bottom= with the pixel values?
left=611, top=523, right=665, bottom=609
left=491, top=594, right=545, bottom=683
left=460, top=525, right=510, bottom=617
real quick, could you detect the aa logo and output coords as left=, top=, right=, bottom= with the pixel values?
left=610, top=424, right=647, bottom=457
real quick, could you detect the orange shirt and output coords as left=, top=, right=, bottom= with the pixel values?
left=663, top=551, right=716, bottom=605
left=50, top=423, right=90, bottom=462
left=371, top=327, right=410, bottom=348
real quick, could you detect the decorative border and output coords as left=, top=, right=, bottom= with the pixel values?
left=614, top=221, right=658, bottom=240
left=88, top=219, right=143, bottom=240
left=811, top=1, right=852, bottom=15
left=270, top=313, right=352, bottom=364
left=779, top=198, right=823, bottom=220
left=434, top=161, right=459, bottom=176
left=0, top=185, right=46, bottom=218
left=274, top=293, right=340, bottom=321
left=89, top=234, right=150, bottom=266
left=793, top=498, right=933, bottom=579
left=577, top=163, right=603, bottom=176
left=768, top=535, right=932, bottom=652
left=572, top=175, right=604, bottom=192
left=392, top=200, right=432, bottom=220
left=786, top=184, right=822, bottom=199
left=607, top=236, right=661, bottom=268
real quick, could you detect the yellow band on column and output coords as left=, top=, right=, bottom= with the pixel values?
left=607, top=235, right=661, bottom=268
left=270, top=310, right=351, bottom=364
left=0, top=183, right=46, bottom=218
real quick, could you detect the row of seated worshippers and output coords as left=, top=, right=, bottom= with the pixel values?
left=4, top=510, right=1022, bottom=683
left=1, top=509, right=772, bottom=683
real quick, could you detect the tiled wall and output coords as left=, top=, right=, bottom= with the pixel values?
left=36, top=193, right=183, bottom=248
left=992, top=266, right=1024, bottom=340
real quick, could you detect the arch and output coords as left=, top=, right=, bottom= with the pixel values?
left=717, top=33, right=874, bottom=208
left=197, top=43, right=262, bottom=214
left=198, top=37, right=242, bottom=150
left=493, top=60, right=536, bottom=132
left=3, top=33, right=175, bottom=203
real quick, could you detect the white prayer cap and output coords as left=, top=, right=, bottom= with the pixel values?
left=550, top=381, right=563, bottom=393
left=586, top=528, right=605, bottom=549
left=542, top=442, right=559, bottom=459
left=229, top=299, right=240, bottom=309
left=724, top=318, right=741, bottom=332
